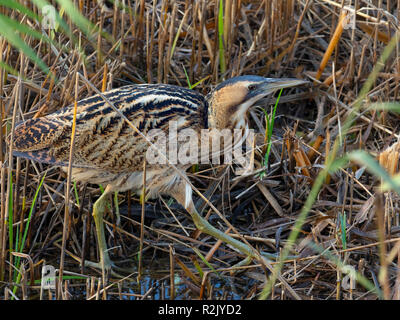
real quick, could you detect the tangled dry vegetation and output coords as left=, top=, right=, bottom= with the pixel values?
left=0, top=0, right=400, bottom=300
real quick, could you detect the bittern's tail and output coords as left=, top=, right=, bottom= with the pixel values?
left=7, top=117, right=74, bottom=166
left=8, top=117, right=67, bottom=152
left=12, top=149, right=64, bottom=165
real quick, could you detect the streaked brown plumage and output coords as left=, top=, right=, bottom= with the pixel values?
left=12, top=84, right=207, bottom=200
left=15, top=88, right=200, bottom=167
left=9, top=76, right=306, bottom=274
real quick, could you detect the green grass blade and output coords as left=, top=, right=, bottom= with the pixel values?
left=0, top=13, right=54, bottom=45
left=340, top=212, right=347, bottom=250
left=31, top=0, right=73, bottom=39
left=12, top=173, right=46, bottom=297
left=366, top=102, right=400, bottom=113
left=30, top=0, right=103, bottom=48
left=55, top=0, right=98, bottom=41
left=191, top=76, right=210, bottom=89
left=0, top=60, right=20, bottom=77
left=264, top=88, right=283, bottom=165
left=0, top=18, right=49, bottom=74
left=380, top=174, right=400, bottom=192
left=8, top=174, right=13, bottom=262
left=218, top=0, right=226, bottom=76
left=33, top=275, right=87, bottom=285
left=191, top=247, right=222, bottom=279
left=170, top=10, right=188, bottom=62
left=348, top=150, right=400, bottom=195
left=73, top=181, right=80, bottom=206
left=183, top=65, right=192, bottom=89
left=0, top=0, right=39, bottom=21
left=19, top=173, right=47, bottom=255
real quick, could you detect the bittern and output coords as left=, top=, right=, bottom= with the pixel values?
left=9, top=75, right=306, bottom=273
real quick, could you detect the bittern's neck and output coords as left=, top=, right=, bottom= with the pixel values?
left=207, top=102, right=249, bottom=131
left=205, top=93, right=213, bottom=129
left=206, top=96, right=244, bottom=130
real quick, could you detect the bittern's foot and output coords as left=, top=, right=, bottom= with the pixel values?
left=228, top=257, right=253, bottom=276
left=115, top=216, right=121, bottom=227
left=84, top=257, right=136, bottom=278
left=229, top=252, right=298, bottom=275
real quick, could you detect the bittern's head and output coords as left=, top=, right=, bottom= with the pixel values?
left=207, top=75, right=307, bottom=130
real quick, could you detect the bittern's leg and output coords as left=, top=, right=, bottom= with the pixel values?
left=169, top=182, right=257, bottom=260
left=87, top=185, right=113, bottom=272
left=170, top=183, right=302, bottom=299
left=84, top=186, right=136, bottom=276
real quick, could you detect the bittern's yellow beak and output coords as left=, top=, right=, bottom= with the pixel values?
left=247, top=78, right=308, bottom=100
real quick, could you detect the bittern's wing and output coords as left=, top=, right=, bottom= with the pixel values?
left=11, top=84, right=207, bottom=171
left=10, top=116, right=71, bottom=166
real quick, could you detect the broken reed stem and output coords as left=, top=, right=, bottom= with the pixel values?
left=316, top=10, right=347, bottom=81
left=137, top=159, right=146, bottom=283
left=375, top=194, right=390, bottom=300
left=169, top=245, right=175, bottom=300
left=59, top=56, right=81, bottom=291
left=5, top=70, right=21, bottom=284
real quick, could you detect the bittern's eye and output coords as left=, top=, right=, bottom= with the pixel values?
left=248, top=84, right=257, bottom=91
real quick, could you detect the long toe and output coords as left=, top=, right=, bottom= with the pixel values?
left=84, top=259, right=136, bottom=278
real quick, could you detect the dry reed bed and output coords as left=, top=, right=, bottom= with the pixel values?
left=0, top=0, right=399, bottom=300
